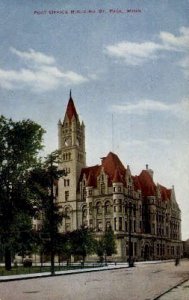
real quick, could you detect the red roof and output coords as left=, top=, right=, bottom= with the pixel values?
left=86, top=170, right=95, bottom=187
left=80, top=152, right=126, bottom=187
left=78, top=152, right=172, bottom=202
left=138, top=170, right=156, bottom=197
left=159, top=185, right=171, bottom=201
left=112, top=168, right=124, bottom=183
left=132, top=176, right=141, bottom=191
left=79, top=165, right=100, bottom=188
left=65, top=94, right=78, bottom=122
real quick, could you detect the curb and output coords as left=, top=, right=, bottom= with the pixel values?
left=153, top=278, right=189, bottom=300
left=0, top=265, right=129, bottom=283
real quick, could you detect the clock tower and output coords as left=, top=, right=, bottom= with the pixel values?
left=58, top=91, right=86, bottom=230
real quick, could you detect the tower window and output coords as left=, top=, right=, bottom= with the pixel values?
left=64, top=179, right=70, bottom=187
left=65, top=191, right=69, bottom=201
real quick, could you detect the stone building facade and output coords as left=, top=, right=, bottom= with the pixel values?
left=57, top=92, right=182, bottom=261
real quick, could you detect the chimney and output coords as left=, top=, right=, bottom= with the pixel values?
left=146, top=164, right=153, bottom=179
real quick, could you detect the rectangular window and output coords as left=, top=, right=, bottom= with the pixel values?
left=125, top=220, right=127, bottom=232
left=65, top=191, right=69, bottom=201
left=64, top=179, right=70, bottom=187
left=134, top=220, right=136, bottom=232
left=119, top=217, right=122, bottom=231
left=101, top=183, right=105, bottom=194
left=118, top=199, right=122, bottom=212
left=114, top=218, right=117, bottom=231
left=89, top=202, right=92, bottom=215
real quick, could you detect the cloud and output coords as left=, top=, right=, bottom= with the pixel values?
left=10, top=47, right=56, bottom=65
left=105, top=26, right=189, bottom=67
left=159, top=27, right=189, bottom=50
left=122, top=138, right=170, bottom=148
left=111, top=99, right=170, bottom=114
left=105, top=42, right=163, bottom=66
left=0, top=48, right=89, bottom=93
left=178, top=56, right=189, bottom=79
left=111, top=98, right=189, bottom=120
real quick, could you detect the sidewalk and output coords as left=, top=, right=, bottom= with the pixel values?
left=0, top=260, right=174, bottom=283
left=0, top=263, right=128, bottom=282
left=154, top=279, right=189, bottom=299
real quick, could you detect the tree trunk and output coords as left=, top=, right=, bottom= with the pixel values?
left=5, top=247, right=12, bottom=271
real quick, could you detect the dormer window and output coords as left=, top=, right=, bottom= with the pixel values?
left=101, top=183, right=105, bottom=194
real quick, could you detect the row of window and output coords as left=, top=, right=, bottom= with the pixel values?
left=63, top=152, right=71, bottom=161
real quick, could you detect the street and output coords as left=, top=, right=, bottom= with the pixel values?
left=0, top=260, right=189, bottom=300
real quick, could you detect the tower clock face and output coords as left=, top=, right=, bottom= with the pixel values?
left=64, top=137, right=71, bottom=147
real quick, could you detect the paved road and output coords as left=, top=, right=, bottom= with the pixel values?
left=0, top=260, right=189, bottom=300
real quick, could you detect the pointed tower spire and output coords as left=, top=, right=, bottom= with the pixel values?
left=65, top=91, right=78, bottom=122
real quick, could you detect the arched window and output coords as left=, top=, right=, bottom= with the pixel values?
left=105, top=220, right=111, bottom=231
left=105, top=201, right=111, bottom=214
left=96, top=202, right=102, bottom=214
left=82, top=206, right=87, bottom=218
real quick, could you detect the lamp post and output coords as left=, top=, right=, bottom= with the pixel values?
left=125, top=199, right=135, bottom=267
left=128, top=201, right=133, bottom=267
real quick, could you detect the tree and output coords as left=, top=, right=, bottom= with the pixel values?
left=96, top=227, right=117, bottom=263
left=28, top=151, right=66, bottom=275
left=0, top=116, right=45, bottom=270
left=70, top=226, right=96, bottom=263
left=103, top=227, right=117, bottom=257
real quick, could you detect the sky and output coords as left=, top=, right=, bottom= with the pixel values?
left=0, top=0, right=189, bottom=239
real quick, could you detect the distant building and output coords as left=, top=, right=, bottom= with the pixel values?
left=183, top=239, right=189, bottom=258
left=57, top=92, right=182, bottom=261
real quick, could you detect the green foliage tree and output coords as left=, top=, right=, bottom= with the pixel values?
left=103, top=227, right=117, bottom=256
left=0, top=115, right=45, bottom=270
left=96, top=227, right=117, bottom=262
left=28, top=151, right=66, bottom=274
left=70, top=226, right=96, bottom=263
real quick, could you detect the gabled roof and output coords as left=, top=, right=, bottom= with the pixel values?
left=159, top=184, right=171, bottom=201
left=79, top=165, right=100, bottom=188
left=138, top=170, right=156, bottom=197
left=86, top=170, right=95, bottom=187
left=78, top=152, right=173, bottom=203
left=65, top=92, right=78, bottom=122
left=101, top=152, right=126, bottom=185
left=132, top=175, right=141, bottom=191
left=80, top=152, right=126, bottom=187
left=112, top=168, right=125, bottom=184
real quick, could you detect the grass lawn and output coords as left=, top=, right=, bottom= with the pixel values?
left=0, top=264, right=99, bottom=276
